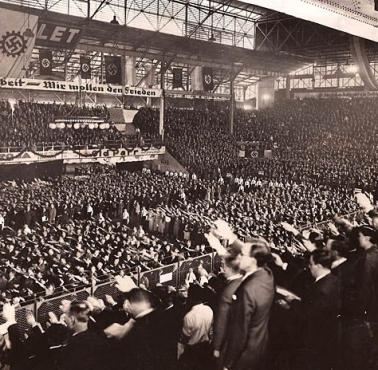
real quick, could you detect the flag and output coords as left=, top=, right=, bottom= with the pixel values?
left=0, top=9, right=38, bottom=78
left=202, top=67, right=214, bottom=91
left=105, top=55, right=122, bottom=84
left=80, top=56, right=91, bottom=79
left=39, top=49, right=52, bottom=75
left=172, top=68, right=183, bottom=88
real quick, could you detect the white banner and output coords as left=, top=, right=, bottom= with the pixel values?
left=0, top=10, right=38, bottom=78
left=0, top=146, right=165, bottom=165
left=0, top=77, right=162, bottom=97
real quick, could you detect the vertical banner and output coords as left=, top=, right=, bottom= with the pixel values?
left=80, top=56, right=91, bottom=79
left=172, top=68, right=183, bottom=88
left=202, top=67, right=214, bottom=91
left=39, top=49, right=53, bottom=76
left=256, top=77, right=275, bottom=110
left=191, top=66, right=203, bottom=91
left=105, top=55, right=122, bottom=84
left=0, top=9, right=38, bottom=78
left=264, top=149, right=273, bottom=159
left=125, top=55, right=136, bottom=86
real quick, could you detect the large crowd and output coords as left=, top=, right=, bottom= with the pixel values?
left=0, top=166, right=361, bottom=305
left=0, top=209, right=377, bottom=370
left=134, top=98, right=378, bottom=193
left=0, top=95, right=377, bottom=370
left=0, top=101, right=121, bottom=148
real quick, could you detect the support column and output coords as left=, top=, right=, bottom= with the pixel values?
left=242, top=86, right=247, bottom=102
left=100, top=52, right=104, bottom=84
left=350, top=36, right=378, bottom=90
left=230, top=78, right=235, bottom=135
left=159, top=62, right=165, bottom=139
left=285, top=75, right=291, bottom=99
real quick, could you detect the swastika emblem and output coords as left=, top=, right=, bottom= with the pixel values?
left=81, top=63, right=90, bottom=73
left=204, top=74, right=212, bottom=85
left=41, top=58, right=51, bottom=69
left=107, top=63, right=118, bottom=76
left=0, top=31, right=27, bottom=57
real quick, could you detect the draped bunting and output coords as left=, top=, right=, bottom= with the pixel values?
left=0, top=145, right=161, bottom=161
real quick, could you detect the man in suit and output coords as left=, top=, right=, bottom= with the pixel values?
left=351, top=226, right=378, bottom=323
left=302, top=249, right=340, bottom=370
left=328, top=237, right=376, bottom=370
left=213, top=253, right=242, bottom=369
left=59, top=300, right=109, bottom=370
left=121, top=288, right=164, bottom=370
left=222, top=240, right=275, bottom=370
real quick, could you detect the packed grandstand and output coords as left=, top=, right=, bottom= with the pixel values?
left=0, top=0, right=378, bottom=368
left=0, top=96, right=377, bottom=370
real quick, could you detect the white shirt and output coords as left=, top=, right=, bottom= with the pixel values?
left=135, top=308, right=155, bottom=319
left=227, top=274, right=243, bottom=282
left=331, top=257, right=347, bottom=270
left=242, top=268, right=261, bottom=281
left=186, top=271, right=196, bottom=284
left=199, top=275, right=208, bottom=286
left=122, top=210, right=129, bottom=220
left=183, top=304, right=213, bottom=345
left=315, top=270, right=331, bottom=283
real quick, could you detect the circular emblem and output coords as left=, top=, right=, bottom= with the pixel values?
left=0, top=31, right=27, bottom=57
left=251, top=151, right=258, bottom=158
left=107, top=63, right=118, bottom=76
left=204, top=74, right=212, bottom=85
left=41, top=58, right=51, bottom=69
left=81, top=63, right=90, bottom=73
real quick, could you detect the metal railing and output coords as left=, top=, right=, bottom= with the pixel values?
left=0, top=253, right=218, bottom=334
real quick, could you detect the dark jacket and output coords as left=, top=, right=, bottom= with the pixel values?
left=59, top=329, right=108, bottom=370
left=332, top=254, right=364, bottom=321
left=223, top=268, right=275, bottom=370
left=301, top=273, right=340, bottom=369
left=121, top=310, right=165, bottom=370
left=357, top=246, right=378, bottom=322
left=213, top=277, right=242, bottom=352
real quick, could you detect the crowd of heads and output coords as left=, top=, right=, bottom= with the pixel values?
left=0, top=101, right=122, bottom=148
left=0, top=95, right=377, bottom=369
left=0, top=206, right=377, bottom=370
left=134, top=97, right=377, bottom=193
left=0, top=163, right=364, bottom=305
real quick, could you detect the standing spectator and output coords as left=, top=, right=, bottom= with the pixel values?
left=121, top=288, right=163, bottom=370
left=179, top=285, right=214, bottom=370
left=213, top=253, right=242, bottom=369
left=223, top=240, right=274, bottom=370
left=57, top=300, right=108, bottom=370
left=352, top=226, right=378, bottom=323
left=48, top=203, right=57, bottom=224
left=298, top=250, right=341, bottom=370
left=0, top=212, right=4, bottom=232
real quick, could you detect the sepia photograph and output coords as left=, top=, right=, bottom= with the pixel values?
left=0, top=0, right=377, bottom=369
